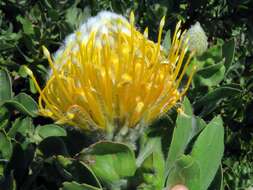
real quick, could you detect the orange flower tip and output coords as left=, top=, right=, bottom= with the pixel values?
left=193, top=65, right=197, bottom=71
left=130, top=11, right=135, bottom=24
left=136, top=102, right=144, bottom=113
left=160, top=16, right=166, bottom=28
left=67, top=112, right=75, bottom=119
left=23, top=66, right=33, bottom=77
left=56, top=113, right=74, bottom=124
left=117, top=73, right=133, bottom=87
left=177, top=20, right=182, bottom=28
left=177, top=30, right=182, bottom=38
left=40, top=109, right=53, bottom=117
left=177, top=107, right=190, bottom=118
left=184, top=36, right=190, bottom=45
left=76, top=31, right=82, bottom=41
left=42, top=46, right=51, bottom=59
left=177, top=107, right=184, bottom=114
left=161, top=59, right=169, bottom=64
left=144, top=27, right=149, bottom=38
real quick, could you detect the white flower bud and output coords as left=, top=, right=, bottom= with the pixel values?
left=54, top=11, right=130, bottom=60
left=186, top=22, right=208, bottom=55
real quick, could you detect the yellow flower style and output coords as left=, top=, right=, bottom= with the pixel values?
left=28, top=11, right=195, bottom=134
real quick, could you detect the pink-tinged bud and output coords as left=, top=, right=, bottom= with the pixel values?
left=170, top=184, right=189, bottom=190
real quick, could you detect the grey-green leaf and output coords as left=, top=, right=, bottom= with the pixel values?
left=13, top=93, right=38, bottom=116
left=194, top=87, right=241, bottom=110
left=222, top=38, right=235, bottom=71
left=191, top=116, right=224, bottom=190
left=0, top=69, right=12, bottom=102
left=16, top=16, right=34, bottom=35
left=195, top=62, right=226, bottom=87
left=56, top=156, right=102, bottom=188
left=139, top=137, right=165, bottom=189
left=8, top=117, right=33, bottom=138
left=35, top=124, right=67, bottom=140
left=208, top=166, right=224, bottom=190
left=62, top=181, right=101, bottom=190
left=0, top=130, right=13, bottom=160
left=162, top=29, right=171, bottom=54
left=79, top=141, right=136, bottom=185
left=1, top=93, right=38, bottom=117
left=165, top=97, right=193, bottom=175
left=166, top=155, right=200, bottom=189
left=136, top=137, right=161, bottom=167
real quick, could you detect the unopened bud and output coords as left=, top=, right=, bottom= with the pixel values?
left=186, top=22, right=208, bottom=55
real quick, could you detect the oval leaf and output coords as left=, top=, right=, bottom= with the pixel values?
left=194, top=87, right=241, bottom=110
left=13, top=93, right=38, bottom=116
left=56, top=156, right=102, bottom=188
left=8, top=117, right=33, bottom=138
left=0, top=69, right=12, bottom=102
left=79, top=141, right=136, bottom=185
left=195, top=62, right=226, bottom=87
left=62, top=181, right=101, bottom=190
left=165, top=97, right=194, bottom=175
left=139, top=137, right=165, bottom=189
left=191, top=116, right=224, bottom=190
left=36, top=124, right=66, bottom=139
left=0, top=130, right=13, bottom=160
left=2, top=93, right=38, bottom=117
left=222, top=38, right=235, bottom=71
left=166, top=155, right=200, bottom=189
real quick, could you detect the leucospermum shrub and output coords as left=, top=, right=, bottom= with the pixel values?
left=27, top=11, right=195, bottom=139
left=20, top=11, right=224, bottom=190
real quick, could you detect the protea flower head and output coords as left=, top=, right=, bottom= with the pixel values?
left=27, top=11, right=195, bottom=139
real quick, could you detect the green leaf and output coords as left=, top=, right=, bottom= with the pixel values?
left=18, top=65, right=29, bottom=78
left=194, top=87, right=241, bottom=110
left=195, top=62, right=226, bottom=87
left=0, top=119, right=9, bottom=130
left=191, top=116, right=224, bottom=190
left=0, top=107, right=10, bottom=129
left=0, top=31, right=21, bottom=51
left=1, top=93, right=38, bottom=117
left=198, top=41, right=223, bottom=63
left=79, top=141, right=136, bottom=185
left=136, top=137, right=161, bottom=167
left=222, top=38, right=235, bottom=71
left=56, top=156, right=102, bottom=188
left=0, top=69, right=12, bottom=102
left=141, top=137, right=165, bottom=189
left=0, top=130, right=13, bottom=160
left=16, top=16, right=34, bottom=35
left=35, top=124, right=66, bottom=139
left=29, top=78, right=37, bottom=94
left=197, top=62, right=224, bottom=76
left=65, top=7, right=90, bottom=29
left=165, top=97, right=193, bottom=175
left=162, top=29, right=171, bottom=54
left=0, top=164, right=3, bottom=177
left=13, top=93, right=38, bottom=116
left=62, top=181, right=101, bottom=190
left=208, top=166, right=224, bottom=190
left=8, top=117, right=33, bottom=138
left=166, top=155, right=200, bottom=189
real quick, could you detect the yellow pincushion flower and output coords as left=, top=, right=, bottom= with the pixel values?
left=28, top=11, right=195, bottom=135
